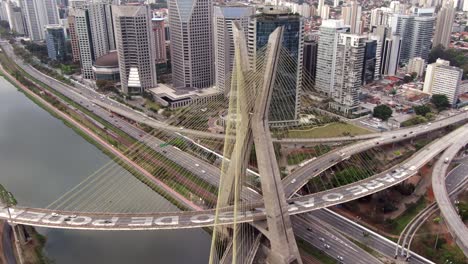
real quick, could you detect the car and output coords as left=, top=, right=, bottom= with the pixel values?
left=139, top=134, right=143, bottom=137
left=323, top=244, right=331, bottom=249
left=195, top=163, right=200, bottom=167
left=376, top=142, right=380, bottom=145
left=64, top=218, right=71, bottom=222
left=51, top=213, right=59, bottom=217
left=104, top=220, right=112, bottom=224
left=403, top=134, right=407, bottom=137
left=180, top=126, right=184, bottom=130
left=319, top=237, right=325, bottom=242
left=162, top=150, right=167, bottom=154
left=392, top=136, right=396, bottom=139
left=290, top=178, right=296, bottom=184
left=337, top=256, right=344, bottom=261
left=69, top=215, right=77, bottom=218
left=428, top=123, right=432, bottom=126
left=410, top=131, right=413, bottom=134
left=201, top=170, right=206, bottom=173
left=306, top=227, right=312, bottom=231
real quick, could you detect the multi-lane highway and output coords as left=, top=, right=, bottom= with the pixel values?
left=292, top=214, right=381, bottom=264
left=2, top=124, right=467, bottom=230
left=432, top=136, right=468, bottom=256
left=310, top=209, right=435, bottom=264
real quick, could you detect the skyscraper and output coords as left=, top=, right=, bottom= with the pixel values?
left=68, top=1, right=115, bottom=79
left=362, top=39, right=377, bottom=84
left=433, top=0, right=455, bottom=48
left=423, top=59, right=462, bottom=105
left=20, top=0, right=43, bottom=40
left=152, top=17, right=167, bottom=65
left=213, top=4, right=254, bottom=94
left=341, top=1, right=362, bottom=34
left=380, top=34, right=402, bottom=76
left=20, top=0, right=60, bottom=41
left=391, top=13, right=435, bottom=64
left=331, top=34, right=366, bottom=113
left=316, top=19, right=350, bottom=96
left=303, top=38, right=318, bottom=82
left=370, top=7, right=391, bottom=28
left=168, top=0, right=214, bottom=89
left=45, top=25, right=67, bottom=61
left=247, top=10, right=304, bottom=124
left=113, top=5, right=157, bottom=95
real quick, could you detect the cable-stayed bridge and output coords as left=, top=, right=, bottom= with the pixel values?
left=1, top=25, right=467, bottom=263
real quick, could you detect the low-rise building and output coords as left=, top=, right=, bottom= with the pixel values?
left=92, top=51, right=120, bottom=81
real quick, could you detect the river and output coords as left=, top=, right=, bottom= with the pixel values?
left=0, top=76, right=211, bottom=263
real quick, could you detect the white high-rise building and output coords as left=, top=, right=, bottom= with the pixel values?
left=423, top=59, right=462, bottom=105
left=423, top=58, right=449, bottom=93
left=331, top=34, right=366, bottom=113
left=113, top=5, right=157, bottom=95
left=407, top=57, right=426, bottom=77
left=433, top=0, right=455, bottom=48
left=321, top=5, right=330, bottom=19
left=370, top=7, right=391, bottom=28
left=213, top=4, right=254, bottom=94
left=169, top=0, right=214, bottom=89
left=69, top=7, right=94, bottom=78
left=316, top=19, right=350, bottom=96
left=341, top=1, right=362, bottom=34
left=20, top=0, right=59, bottom=41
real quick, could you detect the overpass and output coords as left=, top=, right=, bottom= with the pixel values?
left=432, top=132, right=468, bottom=256
left=1, top=123, right=466, bottom=231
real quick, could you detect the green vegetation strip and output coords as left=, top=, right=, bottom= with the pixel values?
left=287, top=122, right=371, bottom=138
left=296, top=238, right=336, bottom=264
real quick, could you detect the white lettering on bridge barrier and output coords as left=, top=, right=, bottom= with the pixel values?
left=1, top=167, right=417, bottom=229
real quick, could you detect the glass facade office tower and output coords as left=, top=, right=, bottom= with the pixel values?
left=45, top=25, right=67, bottom=61
left=248, top=9, right=304, bottom=125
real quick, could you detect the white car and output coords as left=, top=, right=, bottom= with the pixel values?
left=51, top=213, right=59, bottom=217
left=324, top=244, right=331, bottom=249
left=290, top=178, right=296, bottom=184
left=201, top=170, right=206, bottom=174
left=319, top=237, right=325, bottom=242
left=195, top=163, right=200, bottom=167
left=69, top=215, right=77, bottom=218
left=337, top=256, right=344, bottom=261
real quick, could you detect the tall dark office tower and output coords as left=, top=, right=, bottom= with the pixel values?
left=303, top=38, right=318, bottom=83
left=247, top=9, right=304, bottom=125
left=362, top=39, right=377, bottom=84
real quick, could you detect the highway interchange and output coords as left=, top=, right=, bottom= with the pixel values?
left=1, top=42, right=467, bottom=263
left=432, top=135, right=468, bottom=256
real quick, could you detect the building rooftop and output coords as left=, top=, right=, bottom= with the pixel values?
left=94, top=51, right=118, bottom=68
left=149, top=83, right=221, bottom=101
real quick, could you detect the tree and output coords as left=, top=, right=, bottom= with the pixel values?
left=431, top=94, right=450, bottom=111
left=413, top=104, right=431, bottom=116
left=373, top=105, right=393, bottom=121
left=96, top=80, right=116, bottom=92
left=403, top=75, right=413, bottom=83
